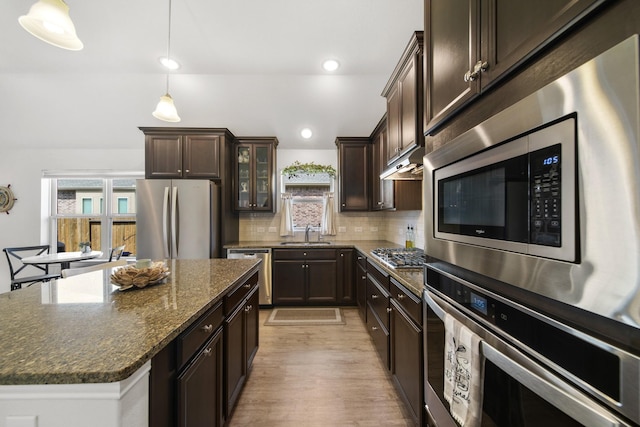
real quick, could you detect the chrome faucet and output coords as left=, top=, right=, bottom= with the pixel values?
left=305, top=225, right=312, bottom=242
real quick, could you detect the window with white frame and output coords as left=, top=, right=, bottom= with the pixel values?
left=46, top=174, right=141, bottom=256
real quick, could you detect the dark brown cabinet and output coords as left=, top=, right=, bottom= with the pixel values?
left=370, top=116, right=395, bottom=211
left=337, top=249, right=355, bottom=304
left=142, top=129, right=223, bottom=179
left=382, top=32, right=424, bottom=165
left=355, top=252, right=367, bottom=322
left=272, top=249, right=337, bottom=305
left=366, top=260, right=390, bottom=369
left=225, top=276, right=259, bottom=416
left=150, top=301, right=226, bottom=427
left=233, top=138, right=278, bottom=212
left=336, top=137, right=371, bottom=212
left=177, top=327, right=224, bottom=427
left=148, top=272, right=259, bottom=427
left=424, top=0, right=607, bottom=134
left=390, top=278, right=423, bottom=427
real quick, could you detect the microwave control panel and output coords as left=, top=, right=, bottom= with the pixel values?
left=530, top=144, right=562, bottom=247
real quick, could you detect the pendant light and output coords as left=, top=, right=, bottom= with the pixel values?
left=153, top=0, right=181, bottom=122
left=18, top=0, right=83, bottom=51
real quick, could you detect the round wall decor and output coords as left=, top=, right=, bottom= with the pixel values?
left=0, top=184, right=17, bottom=214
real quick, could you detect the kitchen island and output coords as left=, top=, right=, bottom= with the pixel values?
left=0, top=258, right=260, bottom=427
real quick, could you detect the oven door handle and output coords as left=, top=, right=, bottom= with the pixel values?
left=481, top=341, right=623, bottom=427
left=424, top=289, right=446, bottom=321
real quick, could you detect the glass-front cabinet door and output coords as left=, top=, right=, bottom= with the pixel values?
left=234, top=138, right=277, bottom=212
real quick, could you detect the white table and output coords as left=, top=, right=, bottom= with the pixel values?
left=22, top=251, right=103, bottom=267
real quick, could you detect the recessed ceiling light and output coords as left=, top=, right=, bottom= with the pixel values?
left=322, top=59, right=340, bottom=72
left=160, top=57, right=180, bottom=70
left=300, top=128, right=313, bottom=139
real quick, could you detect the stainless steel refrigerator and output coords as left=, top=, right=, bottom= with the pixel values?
left=136, top=179, right=220, bottom=260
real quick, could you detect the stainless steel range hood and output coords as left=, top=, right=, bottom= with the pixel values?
left=380, top=146, right=424, bottom=180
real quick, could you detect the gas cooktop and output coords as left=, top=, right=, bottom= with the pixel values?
left=370, top=247, right=426, bottom=269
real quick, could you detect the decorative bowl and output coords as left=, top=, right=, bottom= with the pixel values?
left=110, top=262, right=170, bottom=291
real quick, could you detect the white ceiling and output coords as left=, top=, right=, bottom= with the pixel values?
left=0, top=0, right=423, bottom=150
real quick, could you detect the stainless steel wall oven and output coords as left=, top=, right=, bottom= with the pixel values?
left=423, top=263, right=639, bottom=426
left=422, top=36, right=640, bottom=426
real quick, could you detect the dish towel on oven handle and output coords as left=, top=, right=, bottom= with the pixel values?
left=444, top=313, right=484, bottom=427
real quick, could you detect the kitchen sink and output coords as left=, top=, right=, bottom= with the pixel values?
left=279, top=241, right=333, bottom=246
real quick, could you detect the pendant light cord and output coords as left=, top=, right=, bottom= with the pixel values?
left=165, top=0, right=173, bottom=93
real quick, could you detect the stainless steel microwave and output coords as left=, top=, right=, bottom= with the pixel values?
left=434, top=115, right=576, bottom=262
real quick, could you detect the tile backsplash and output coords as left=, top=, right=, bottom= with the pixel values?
left=239, top=210, right=424, bottom=248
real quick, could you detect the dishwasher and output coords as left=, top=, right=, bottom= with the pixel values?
left=226, top=248, right=272, bottom=306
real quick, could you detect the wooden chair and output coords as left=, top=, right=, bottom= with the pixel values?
left=3, top=245, right=61, bottom=291
left=108, top=245, right=126, bottom=262
left=61, top=259, right=127, bottom=278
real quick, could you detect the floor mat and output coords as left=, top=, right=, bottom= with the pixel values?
left=264, top=307, right=345, bottom=326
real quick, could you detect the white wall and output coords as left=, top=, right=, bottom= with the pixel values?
left=0, top=148, right=144, bottom=293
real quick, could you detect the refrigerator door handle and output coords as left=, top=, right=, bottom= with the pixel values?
left=171, top=186, right=179, bottom=258
left=162, top=186, right=170, bottom=258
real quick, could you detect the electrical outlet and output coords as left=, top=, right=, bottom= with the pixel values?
left=257, top=227, right=266, bottom=233
left=338, top=226, right=346, bottom=233
left=354, top=227, right=363, bottom=232
left=268, top=227, right=277, bottom=233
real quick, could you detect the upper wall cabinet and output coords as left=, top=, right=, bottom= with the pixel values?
left=233, top=137, right=278, bottom=213
left=424, top=0, right=608, bottom=135
left=336, top=137, right=371, bottom=212
left=382, top=32, right=424, bottom=166
left=141, top=128, right=226, bottom=179
left=370, top=116, right=395, bottom=211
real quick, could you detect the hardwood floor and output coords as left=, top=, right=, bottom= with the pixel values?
left=227, top=307, right=415, bottom=427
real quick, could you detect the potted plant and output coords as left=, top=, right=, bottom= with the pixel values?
left=281, top=161, right=336, bottom=183
left=79, top=241, right=91, bottom=254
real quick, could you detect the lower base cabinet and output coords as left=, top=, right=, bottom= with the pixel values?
left=225, top=285, right=259, bottom=414
left=149, top=272, right=259, bottom=427
left=363, top=263, right=423, bottom=427
left=390, top=278, right=424, bottom=427
left=177, top=328, right=224, bottom=427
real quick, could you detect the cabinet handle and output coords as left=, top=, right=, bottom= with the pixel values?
left=185, top=169, right=190, bottom=173
left=244, top=283, right=251, bottom=288
left=464, top=60, right=489, bottom=82
left=203, top=347, right=213, bottom=357
left=361, top=276, right=366, bottom=280
left=201, top=324, right=213, bottom=333
left=387, top=308, right=393, bottom=313
left=303, top=252, right=307, bottom=256
left=177, top=169, right=182, bottom=173
left=357, top=256, right=363, bottom=260
left=245, top=305, right=252, bottom=312
left=371, top=326, right=378, bottom=331
left=340, top=253, right=344, bottom=257
left=342, top=203, right=346, bottom=207
left=397, top=294, right=405, bottom=300
left=371, top=294, right=379, bottom=299
left=377, top=201, right=383, bottom=205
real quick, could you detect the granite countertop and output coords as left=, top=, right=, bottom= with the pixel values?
left=225, top=240, right=424, bottom=297
left=0, top=258, right=260, bottom=386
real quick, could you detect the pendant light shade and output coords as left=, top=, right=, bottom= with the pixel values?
left=18, top=0, right=83, bottom=51
left=152, top=93, right=181, bottom=122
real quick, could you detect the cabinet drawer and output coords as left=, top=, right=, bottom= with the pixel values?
left=177, top=301, right=223, bottom=371
left=226, top=272, right=258, bottom=314
left=366, top=303, right=389, bottom=369
left=367, top=259, right=389, bottom=292
left=391, top=278, right=422, bottom=326
left=356, top=251, right=367, bottom=269
left=273, top=248, right=336, bottom=260
left=367, top=278, right=390, bottom=330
